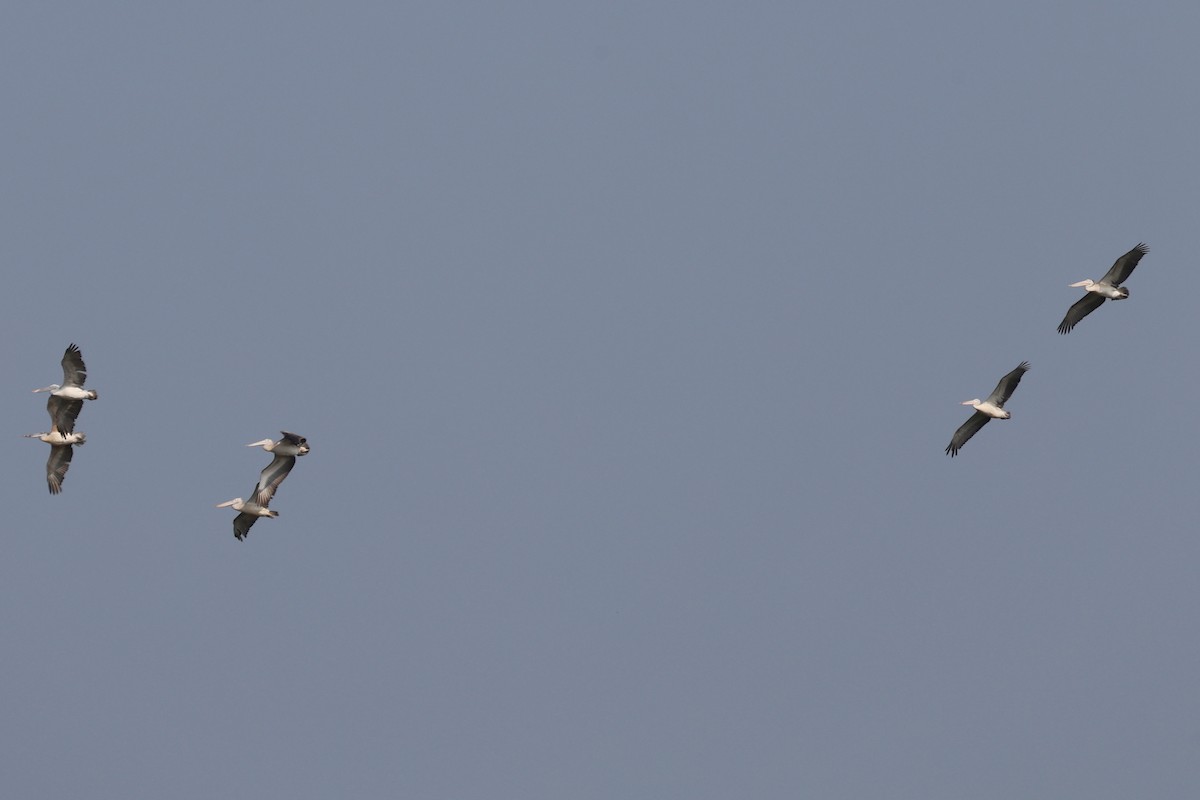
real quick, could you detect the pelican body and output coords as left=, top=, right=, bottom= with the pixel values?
left=216, top=495, right=279, bottom=541
left=1057, top=243, right=1148, bottom=334
left=246, top=431, right=310, bottom=506
left=247, top=431, right=310, bottom=458
left=23, top=431, right=87, bottom=494
left=946, top=362, right=1030, bottom=457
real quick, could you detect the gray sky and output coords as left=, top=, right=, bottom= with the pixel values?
left=4, top=2, right=1199, bottom=798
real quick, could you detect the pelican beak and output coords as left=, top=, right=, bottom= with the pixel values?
left=1068, top=280, right=1091, bottom=288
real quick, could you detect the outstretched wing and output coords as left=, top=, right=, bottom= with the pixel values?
left=1099, top=242, right=1148, bottom=286
left=46, top=444, right=75, bottom=494
left=946, top=411, right=991, bottom=457
left=233, top=512, right=258, bottom=541
left=60, top=343, right=88, bottom=388
left=1057, top=293, right=1106, bottom=335
left=47, top=395, right=84, bottom=435
left=254, top=454, right=297, bottom=506
left=985, top=362, right=1030, bottom=407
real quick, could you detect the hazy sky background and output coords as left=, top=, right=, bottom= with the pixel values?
left=3, top=2, right=1199, bottom=798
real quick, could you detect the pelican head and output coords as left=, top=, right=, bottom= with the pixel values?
left=216, top=498, right=245, bottom=510
left=32, top=384, right=61, bottom=393
left=961, top=399, right=982, bottom=406
left=246, top=439, right=276, bottom=449
left=1068, top=279, right=1095, bottom=289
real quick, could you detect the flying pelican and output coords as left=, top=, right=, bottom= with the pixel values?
left=245, top=431, right=310, bottom=506
left=946, top=362, right=1030, bottom=457
left=32, top=343, right=99, bottom=434
left=23, top=430, right=87, bottom=494
left=1057, top=243, right=1148, bottom=334
left=216, top=494, right=279, bottom=541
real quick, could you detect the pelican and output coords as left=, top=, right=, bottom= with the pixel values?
left=23, top=431, right=87, bottom=494
left=32, top=343, right=99, bottom=434
left=1057, top=243, right=1148, bottom=334
left=216, top=494, right=279, bottom=541
left=946, top=362, right=1030, bottom=457
left=245, top=431, right=310, bottom=506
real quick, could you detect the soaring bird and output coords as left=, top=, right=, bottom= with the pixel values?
left=245, top=431, right=310, bottom=505
left=32, top=343, right=99, bottom=435
left=216, top=494, right=279, bottom=541
left=23, top=430, right=87, bottom=494
left=1057, top=243, right=1148, bottom=334
left=946, top=362, right=1030, bottom=457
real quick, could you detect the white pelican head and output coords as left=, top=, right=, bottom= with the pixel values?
left=245, top=439, right=276, bottom=449
left=32, top=384, right=61, bottom=394
left=1068, top=279, right=1095, bottom=289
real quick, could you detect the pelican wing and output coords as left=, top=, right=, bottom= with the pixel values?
left=233, top=512, right=258, bottom=541
left=47, top=395, right=84, bottom=435
left=60, top=343, right=88, bottom=388
left=1099, top=242, right=1148, bottom=286
left=984, top=362, right=1030, bottom=407
left=254, top=454, right=296, bottom=506
left=280, top=431, right=307, bottom=447
left=1057, top=293, right=1106, bottom=335
left=46, top=444, right=75, bottom=494
left=946, top=411, right=991, bottom=457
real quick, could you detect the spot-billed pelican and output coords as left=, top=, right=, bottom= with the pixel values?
left=32, top=343, right=99, bottom=434
left=946, top=362, right=1030, bottom=457
left=246, top=431, right=310, bottom=506
left=1057, top=243, right=1148, bottom=334
left=23, top=431, right=86, bottom=494
left=216, top=494, right=279, bottom=541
